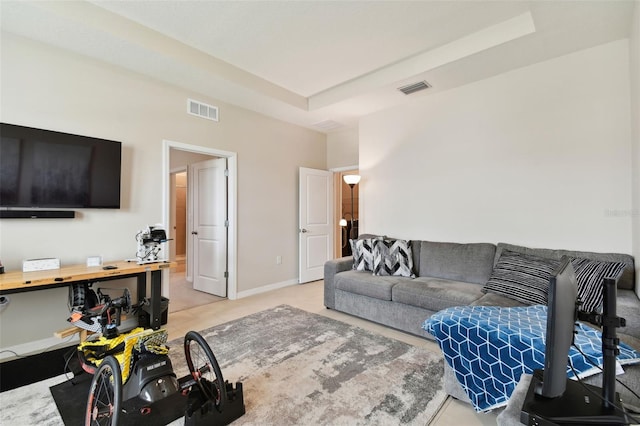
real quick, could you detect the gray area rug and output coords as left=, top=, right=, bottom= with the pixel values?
left=0, top=305, right=446, bottom=425
left=167, top=305, right=446, bottom=425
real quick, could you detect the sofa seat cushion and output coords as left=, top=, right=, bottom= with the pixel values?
left=392, top=278, right=484, bottom=312
left=617, top=289, right=640, bottom=341
left=335, top=270, right=408, bottom=301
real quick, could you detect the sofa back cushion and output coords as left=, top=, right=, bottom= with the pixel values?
left=419, top=241, right=496, bottom=285
left=495, top=243, right=635, bottom=290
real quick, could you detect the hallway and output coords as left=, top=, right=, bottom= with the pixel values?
left=168, top=256, right=225, bottom=313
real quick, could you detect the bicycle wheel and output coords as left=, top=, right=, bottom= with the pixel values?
left=184, top=331, right=226, bottom=411
left=85, top=355, right=122, bottom=426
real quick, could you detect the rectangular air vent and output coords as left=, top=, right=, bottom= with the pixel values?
left=188, top=99, right=219, bottom=121
left=312, top=120, right=343, bottom=131
left=397, top=81, right=432, bottom=95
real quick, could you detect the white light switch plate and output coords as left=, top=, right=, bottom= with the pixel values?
left=86, top=256, right=103, bottom=267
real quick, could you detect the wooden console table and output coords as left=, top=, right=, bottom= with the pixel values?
left=0, top=261, right=175, bottom=330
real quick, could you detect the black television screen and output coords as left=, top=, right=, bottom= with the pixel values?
left=0, top=123, right=122, bottom=209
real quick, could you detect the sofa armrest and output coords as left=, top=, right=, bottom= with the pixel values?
left=324, top=256, right=353, bottom=309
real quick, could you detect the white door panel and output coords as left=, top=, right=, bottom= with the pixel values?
left=299, top=167, right=333, bottom=283
left=192, top=158, right=227, bottom=297
left=307, top=235, right=329, bottom=268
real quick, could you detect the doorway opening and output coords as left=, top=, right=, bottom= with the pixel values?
left=162, top=140, right=238, bottom=312
left=333, top=169, right=359, bottom=258
left=168, top=167, right=224, bottom=312
left=173, top=171, right=187, bottom=269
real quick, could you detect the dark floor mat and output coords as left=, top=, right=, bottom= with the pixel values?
left=50, top=373, right=187, bottom=426
left=1, top=345, right=79, bottom=392
left=50, top=373, right=93, bottom=425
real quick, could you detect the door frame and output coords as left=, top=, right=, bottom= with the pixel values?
left=162, top=140, right=238, bottom=300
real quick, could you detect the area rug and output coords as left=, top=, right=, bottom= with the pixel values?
left=166, top=305, right=446, bottom=425
left=0, top=305, right=446, bottom=425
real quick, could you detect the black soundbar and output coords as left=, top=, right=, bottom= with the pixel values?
left=0, top=210, right=75, bottom=219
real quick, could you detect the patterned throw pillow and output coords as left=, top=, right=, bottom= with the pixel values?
left=482, top=250, right=560, bottom=305
left=350, top=238, right=376, bottom=271
left=372, top=239, right=415, bottom=277
left=571, top=258, right=627, bottom=313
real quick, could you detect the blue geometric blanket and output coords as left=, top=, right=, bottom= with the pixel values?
left=423, top=305, right=640, bottom=412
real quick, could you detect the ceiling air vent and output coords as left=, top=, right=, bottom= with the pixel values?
left=188, top=99, right=219, bottom=122
left=312, top=120, right=343, bottom=131
left=397, top=81, right=432, bottom=95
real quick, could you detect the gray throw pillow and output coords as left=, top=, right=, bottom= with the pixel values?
left=571, top=257, right=627, bottom=313
left=372, top=238, right=415, bottom=278
left=350, top=238, right=375, bottom=272
left=482, top=250, right=560, bottom=305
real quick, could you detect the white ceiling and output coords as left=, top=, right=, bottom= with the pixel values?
left=0, top=1, right=635, bottom=133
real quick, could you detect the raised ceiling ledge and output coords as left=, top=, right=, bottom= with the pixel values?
left=308, top=12, right=536, bottom=111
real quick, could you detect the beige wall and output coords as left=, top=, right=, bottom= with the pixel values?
left=0, top=33, right=326, bottom=351
left=631, top=3, right=640, bottom=297
left=327, top=127, right=359, bottom=169
left=360, top=40, right=633, bottom=256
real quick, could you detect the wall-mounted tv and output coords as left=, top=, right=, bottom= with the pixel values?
left=0, top=123, right=122, bottom=209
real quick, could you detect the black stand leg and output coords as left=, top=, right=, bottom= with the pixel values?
left=150, top=270, right=162, bottom=330
left=602, top=277, right=620, bottom=410
left=136, top=269, right=165, bottom=330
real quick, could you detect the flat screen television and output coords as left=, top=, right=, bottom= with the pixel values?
left=521, top=257, right=629, bottom=424
left=0, top=123, right=122, bottom=209
left=537, top=256, right=578, bottom=399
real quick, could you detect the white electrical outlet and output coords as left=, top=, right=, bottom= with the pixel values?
left=276, top=255, right=282, bottom=265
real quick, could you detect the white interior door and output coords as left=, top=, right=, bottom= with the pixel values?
left=299, top=167, right=333, bottom=283
left=191, top=158, right=227, bottom=297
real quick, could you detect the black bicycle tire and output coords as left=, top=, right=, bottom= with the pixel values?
left=85, top=355, right=122, bottom=426
left=184, top=330, right=226, bottom=411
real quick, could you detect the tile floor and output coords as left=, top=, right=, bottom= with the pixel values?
left=165, top=280, right=498, bottom=425
left=168, top=270, right=225, bottom=313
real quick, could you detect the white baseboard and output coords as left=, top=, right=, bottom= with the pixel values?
left=0, top=334, right=79, bottom=361
left=236, top=279, right=298, bottom=299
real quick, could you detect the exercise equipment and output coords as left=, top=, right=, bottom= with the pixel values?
left=81, top=328, right=245, bottom=426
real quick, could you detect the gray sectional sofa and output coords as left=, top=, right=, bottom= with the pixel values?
left=323, top=236, right=640, bottom=405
